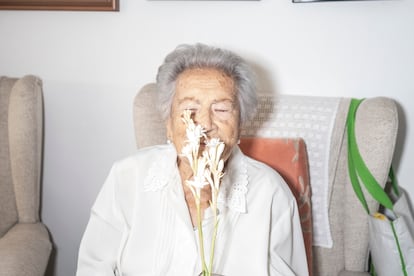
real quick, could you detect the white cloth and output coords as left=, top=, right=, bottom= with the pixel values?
left=76, top=144, right=308, bottom=276
left=241, top=94, right=340, bottom=248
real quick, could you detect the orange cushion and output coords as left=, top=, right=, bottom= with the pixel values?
left=239, top=137, right=312, bottom=275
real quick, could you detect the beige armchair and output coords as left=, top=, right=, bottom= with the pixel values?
left=133, top=83, right=398, bottom=276
left=0, top=76, right=52, bottom=276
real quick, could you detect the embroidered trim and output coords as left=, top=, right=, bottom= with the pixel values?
left=144, top=145, right=249, bottom=213
left=144, top=162, right=170, bottom=192
left=143, top=145, right=176, bottom=192
left=217, top=148, right=249, bottom=213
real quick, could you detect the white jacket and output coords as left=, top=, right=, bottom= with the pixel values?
left=77, top=144, right=308, bottom=276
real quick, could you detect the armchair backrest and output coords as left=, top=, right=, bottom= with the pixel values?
left=0, top=75, right=43, bottom=238
left=133, top=83, right=398, bottom=275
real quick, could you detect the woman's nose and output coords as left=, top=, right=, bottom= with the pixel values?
left=195, top=109, right=213, bottom=131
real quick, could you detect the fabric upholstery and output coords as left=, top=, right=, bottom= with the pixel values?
left=313, top=97, right=398, bottom=276
left=339, top=271, right=370, bottom=276
left=345, top=98, right=397, bottom=270
left=238, top=137, right=312, bottom=275
left=133, top=83, right=399, bottom=276
left=0, top=75, right=51, bottom=276
left=0, top=223, right=51, bottom=276
left=9, top=76, right=43, bottom=223
left=0, top=77, right=19, bottom=237
left=134, top=83, right=167, bottom=148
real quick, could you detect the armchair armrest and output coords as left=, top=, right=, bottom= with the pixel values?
left=0, top=223, right=52, bottom=276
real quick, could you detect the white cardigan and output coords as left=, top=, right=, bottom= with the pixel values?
left=76, top=144, right=308, bottom=276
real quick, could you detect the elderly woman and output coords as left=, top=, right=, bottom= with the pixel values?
left=77, top=44, right=308, bottom=276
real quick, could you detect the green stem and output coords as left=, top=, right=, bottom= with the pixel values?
left=196, top=201, right=208, bottom=275
left=209, top=202, right=219, bottom=275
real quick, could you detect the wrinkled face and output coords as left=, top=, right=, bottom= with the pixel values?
left=167, top=68, right=240, bottom=162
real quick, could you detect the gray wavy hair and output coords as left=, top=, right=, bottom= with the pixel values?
left=156, top=43, right=257, bottom=125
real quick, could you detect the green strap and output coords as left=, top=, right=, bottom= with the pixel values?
left=347, top=99, right=370, bottom=213
left=347, top=98, right=394, bottom=213
left=389, top=166, right=400, bottom=197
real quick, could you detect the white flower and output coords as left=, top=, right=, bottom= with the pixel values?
left=181, top=144, right=194, bottom=167
left=186, top=176, right=206, bottom=190
left=186, top=157, right=208, bottom=189
left=186, top=124, right=206, bottom=146
left=181, top=109, right=206, bottom=155
left=217, top=160, right=224, bottom=176
left=206, top=137, right=221, bottom=147
left=179, top=109, right=226, bottom=276
left=204, top=139, right=225, bottom=191
left=206, top=139, right=225, bottom=166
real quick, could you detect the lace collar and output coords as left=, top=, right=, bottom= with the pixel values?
left=144, top=144, right=249, bottom=213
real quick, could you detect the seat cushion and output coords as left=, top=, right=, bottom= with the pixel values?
left=239, top=137, right=312, bottom=275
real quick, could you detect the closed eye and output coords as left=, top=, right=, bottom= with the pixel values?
left=212, top=102, right=233, bottom=113
left=212, top=102, right=234, bottom=120
left=181, top=104, right=200, bottom=114
left=214, top=108, right=230, bottom=113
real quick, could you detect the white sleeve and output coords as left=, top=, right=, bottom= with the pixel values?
left=269, top=190, right=309, bottom=276
left=76, top=165, right=124, bottom=276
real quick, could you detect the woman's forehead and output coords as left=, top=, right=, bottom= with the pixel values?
left=176, top=68, right=235, bottom=91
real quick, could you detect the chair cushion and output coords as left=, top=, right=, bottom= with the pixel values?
left=239, top=137, right=312, bottom=274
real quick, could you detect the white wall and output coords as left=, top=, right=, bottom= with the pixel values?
left=1, top=0, right=413, bottom=275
